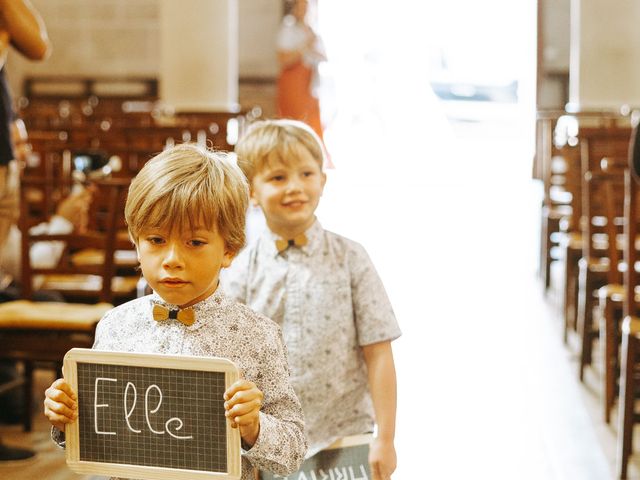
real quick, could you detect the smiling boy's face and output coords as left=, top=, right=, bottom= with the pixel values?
left=250, top=144, right=325, bottom=239
left=136, top=224, right=233, bottom=308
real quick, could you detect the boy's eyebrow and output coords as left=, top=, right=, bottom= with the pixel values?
left=262, top=165, right=286, bottom=173
left=139, top=227, right=166, bottom=234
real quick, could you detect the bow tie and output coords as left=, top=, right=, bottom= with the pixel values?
left=152, top=303, right=196, bottom=326
left=275, top=233, right=308, bottom=253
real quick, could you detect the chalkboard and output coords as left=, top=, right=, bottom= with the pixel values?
left=261, top=434, right=372, bottom=480
left=63, top=348, right=241, bottom=480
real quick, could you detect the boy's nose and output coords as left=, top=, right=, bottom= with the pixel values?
left=162, top=243, right=184, bottom=269
left=285, top=177, right=302, bottom=193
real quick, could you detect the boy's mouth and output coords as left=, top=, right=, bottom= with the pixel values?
left=283, top=200, right=306, bottom=208
left=159, top=278, right=188, bottom=287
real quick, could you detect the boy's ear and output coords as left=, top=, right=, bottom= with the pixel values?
left=130, top=235, right=141, bottom=262
left=320, top=171, right=327, bottom=193
left=221, top=249, right=235, bottom=268
left=249, top=187, right=260, bottom=207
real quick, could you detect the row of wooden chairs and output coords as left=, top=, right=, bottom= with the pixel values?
left=612, top=168, right=640, bottom=479
left=536, top=110, right=640, bottom=478
left=0, top=170, right=138, bottom=431
left=18, top=91, right=257, bottom=179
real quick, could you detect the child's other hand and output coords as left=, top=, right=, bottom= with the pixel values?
left=369, top=437, right=397, bottom=480
left=43, top=378, right=78, bottom=432
left=223, top=379, right=263, bottom=448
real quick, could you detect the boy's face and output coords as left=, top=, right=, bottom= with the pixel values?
left=136, top=224, right=233, bottom=308
left=250, top=146, right=326, bottom=238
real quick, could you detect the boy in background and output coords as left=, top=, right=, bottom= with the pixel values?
left=223, top=119, right=401, bottom=480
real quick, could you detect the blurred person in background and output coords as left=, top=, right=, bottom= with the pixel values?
left=0, top=0, right=50, bottom=463
left=277, top=0, right=327, bottom=143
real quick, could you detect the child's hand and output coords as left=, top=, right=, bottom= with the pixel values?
left=223, top=379, right=263, bottom=448
left=43, top=378, right=78, bottom=432
left=369, top=437, right=397, bottom=480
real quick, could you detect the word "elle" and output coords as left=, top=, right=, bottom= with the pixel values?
left=94, top=377, right=192, bottom=440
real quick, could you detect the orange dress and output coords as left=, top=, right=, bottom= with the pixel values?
left=277, top=60, right=323, bottom=141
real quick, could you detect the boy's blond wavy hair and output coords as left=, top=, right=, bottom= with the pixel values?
left=234, top=119, right=325, bottom=183
left=125, top=143, right=249, bottom=256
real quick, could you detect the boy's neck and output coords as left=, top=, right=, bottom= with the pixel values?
left=174, top=281, right=220, bottom=309
left=268, top=217, right=315, bottom=240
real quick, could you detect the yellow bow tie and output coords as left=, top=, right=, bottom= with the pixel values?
left=152, top=303, right=196, bottom=326
left=275, top=233, right=308, bottom=253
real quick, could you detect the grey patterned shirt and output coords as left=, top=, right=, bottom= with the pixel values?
left=221, top=220, right=401, bottom=456
left=53, top=289, right=306, bottom=480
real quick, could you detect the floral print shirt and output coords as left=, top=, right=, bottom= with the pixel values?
left=221, top=220, right=401, bottom=456
left=53, top=289, right=306, bottom=480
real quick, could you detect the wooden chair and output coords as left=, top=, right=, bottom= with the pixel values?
left=20, top=176, right=139, bottom=304
left=0, top=301, right=111, bottom=431
left=537, top=111, right=631, bottom=296
left=575, top=128, right=635, bottom=380
left=551, top=145, right=582, bottom=342
left=616, top=168, right=640, bottom=479
left=538, top=115, right=574, bottom=290
left=0, top=177, right=136, bottom=431
left=576, top=169, right=626, bottom=380
left=594, top=168, right=630, bottom=422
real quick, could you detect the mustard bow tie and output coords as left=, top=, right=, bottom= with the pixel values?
left=275, top=233, right=308, bottom=253
left=152, top=303, right=196, bottom=326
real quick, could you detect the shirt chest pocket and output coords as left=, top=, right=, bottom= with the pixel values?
left=302, top=274, right=351, bottom=329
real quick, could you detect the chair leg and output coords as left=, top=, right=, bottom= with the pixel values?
left=601, top=299, right=615, bottom=423
left=616, top=325, right=636, bottom=479
left=545, top=221, right=553, bottom=290
left=577, top=263, right=592, bottom=381
left=23, top=360, right=33, bottom=432
left=540, top=207, right=550, bottom=287
left=564, top=247, right=578, bottom=344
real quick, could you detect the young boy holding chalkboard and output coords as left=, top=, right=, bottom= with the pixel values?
left=44, top=143, right=307, bottom=479
left=222, top=119, right=401, bottom=480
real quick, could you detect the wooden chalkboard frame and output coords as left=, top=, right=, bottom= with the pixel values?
left=63, top=348, right=241, bottom=480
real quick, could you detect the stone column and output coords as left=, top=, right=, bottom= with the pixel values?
left=159, top=0, right=238, bottom=112
left=570, top=0, right=640, bottom=109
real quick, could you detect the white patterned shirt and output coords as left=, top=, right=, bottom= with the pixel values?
left=221, top=220, right=401, bottom=456
left=53, top=289, right=306, bottom=480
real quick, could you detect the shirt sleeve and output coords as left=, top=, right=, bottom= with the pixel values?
left=349, top=243, right=402, bottom=346
left=50, top=426, right=66, bottom=449
left=242, top=322, right=307, bottom=474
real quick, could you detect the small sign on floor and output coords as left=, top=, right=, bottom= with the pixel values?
left=261, top=434, right=372, bottom=480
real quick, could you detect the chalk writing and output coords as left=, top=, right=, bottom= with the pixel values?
left=94, top=377, right=192, bottom=440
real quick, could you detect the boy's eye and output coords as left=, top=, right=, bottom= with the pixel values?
left=302, top=171, right=314, bottom=177
left=189, top=239, right=207, bottom=247
left=270, top=175, right=285, bottom=182
left=147, top=236, right=165, bottom=245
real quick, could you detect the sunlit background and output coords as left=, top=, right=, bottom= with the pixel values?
left=300, top=0, right=546, bottom=477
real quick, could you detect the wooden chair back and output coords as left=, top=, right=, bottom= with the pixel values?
left=582, top=171, right=626, bottom=262
left=625, top=169, right=640, bottom=318
left=18, top=175, right=135, bottom=304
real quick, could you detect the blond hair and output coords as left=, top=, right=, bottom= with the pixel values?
left=125, top=143, right=249, bottom=255
left=234, top=119, right=325, bottom=182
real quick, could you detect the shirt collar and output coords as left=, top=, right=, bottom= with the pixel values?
left=148, top=288, right=227, bottom=331
left=262, top=218, right=323, bottom=258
